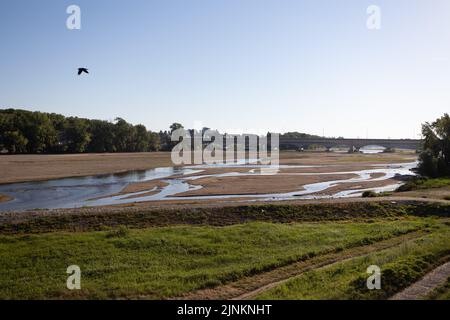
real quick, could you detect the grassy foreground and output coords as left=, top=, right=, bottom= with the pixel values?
left=256, top=222, right=449, bottom=299
left=0, top=201, right=449, bottom=300
left=2, top=201, right=450, bottom=235
left=0, top=218, right=440, bottom=299
left=428, top=277, right=450, bottom=300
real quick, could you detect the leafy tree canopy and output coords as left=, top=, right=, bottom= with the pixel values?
left=418, top=113, right=450, bottom=177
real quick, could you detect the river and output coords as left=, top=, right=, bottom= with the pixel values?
left=0, top=161, right=417, bottom=211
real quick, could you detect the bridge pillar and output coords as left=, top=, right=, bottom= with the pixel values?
left=348, top=146, right=360, bottom=153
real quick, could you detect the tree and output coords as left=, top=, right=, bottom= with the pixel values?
left=0, top=108, right=186, bottom=154
left=114, top=118, right=135, bottom=152
left=158, top=130, right=171, bottom=151
left=48, top=113, right=69, bottom=153
left=134, top=124, right=150, bottom=152
left=0, top=109, right=57, bottom=153
left=147, top=131, right=161, bottom=151
left=88, top=120, right=116, bottom=153
left=20, top=111, right=57, bottom=153
left=63, top=117, right=91, bottom=153
left=0, top=112, right=14, bottom=151
left=170, top=123, right=183, bottom=134
left=418, top=113, right=450, bottom=177
left=2, top=131, right=28, bottom=153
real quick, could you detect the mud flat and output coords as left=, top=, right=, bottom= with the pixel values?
left=177, top=173, right=358, bottom=197
left=0, top=151, right=415, bottom=185
left=89, top=180, right=170, bottom=201
left=0, top=194, right=12, bottom=203
left=278, top=151, right=416, bottom=166
left=0, top=152, right=172, bottom=184
left=0, top=151, right=420, bottom=211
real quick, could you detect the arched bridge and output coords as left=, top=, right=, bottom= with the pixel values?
left=279, top=138, right=422, bottom=151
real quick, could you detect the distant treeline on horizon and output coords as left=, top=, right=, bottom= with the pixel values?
left=0, top=109, right=322, bottom=154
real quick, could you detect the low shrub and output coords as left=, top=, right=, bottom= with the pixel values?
left=106, top=225, right=130, bottom=238
left=396, top=177, right=450, bottom=192
left=362, top=191, right=378, bottom=198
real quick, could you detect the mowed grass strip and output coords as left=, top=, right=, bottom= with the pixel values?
left=255, top=222, right=450, bottom=300
left=182, top=230, right=425, bottom=300
left=0, top=219, right=431, bottom=299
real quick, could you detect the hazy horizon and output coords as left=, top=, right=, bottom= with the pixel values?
left=1, top=0, right=450, bottom=138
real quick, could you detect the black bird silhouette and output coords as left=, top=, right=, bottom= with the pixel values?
left=78, top=68, right=89, bottom=75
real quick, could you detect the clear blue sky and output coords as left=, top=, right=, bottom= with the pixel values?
left=1, top=0, right=449, bottom=138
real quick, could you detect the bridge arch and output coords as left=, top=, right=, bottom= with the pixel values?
left=279, top=138, right=421, bottom=151
left=359, top=145, right=387, bottom=153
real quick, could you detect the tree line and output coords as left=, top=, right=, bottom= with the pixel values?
left=418, top=113, right=450, bottom=177
left=0, top=109, right=181, bottom=154
left=0, top=109, right=278, bottom=154
left=1, top=108, right=370, bottom=155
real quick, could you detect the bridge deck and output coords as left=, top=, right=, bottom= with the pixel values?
left=279, top=138, right=421, bottom=150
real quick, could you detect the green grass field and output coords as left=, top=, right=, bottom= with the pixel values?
left=0, top=216, right=447, bottom=299
left=397, top=177, right=450, bottom=192
left=0, top=201, right=449, bottom=300
left=256, top=222, right=449, bottom=299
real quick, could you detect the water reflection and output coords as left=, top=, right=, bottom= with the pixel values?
left=360, top=145, right=386, bottom=154
left=0, top=162, right=417, bottom=211
left=0, top=167, right=193, bottom=211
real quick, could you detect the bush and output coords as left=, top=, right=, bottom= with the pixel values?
left=396, top=177, right=450, bottom=192
left=362, top=191, right=378, bottom=198
left=418, top=150, right=439, bottom=178
left=106, top=225, right=130, bottom=238
left=396, top=181, right=419, bottom=192
left=348, top=254, right=436, bottom=299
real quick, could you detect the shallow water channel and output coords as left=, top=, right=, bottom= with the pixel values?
left=0, top=162, right=417, bottom=211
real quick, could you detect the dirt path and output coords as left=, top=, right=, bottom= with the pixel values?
left=174, top=231, right=425, bottom=300
left=390, top=261, right=450, bottom=300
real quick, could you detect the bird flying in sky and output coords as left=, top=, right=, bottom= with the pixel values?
left=78, top=68, right=89, bottom=75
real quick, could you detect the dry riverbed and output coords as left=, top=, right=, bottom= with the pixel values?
left=0, top=152, right=172, bottom=184
left=0, top=151, right=420, bottom=209
left=177, top=173, right=358, bottom=197
left=0, top=151, right=415, bottom=185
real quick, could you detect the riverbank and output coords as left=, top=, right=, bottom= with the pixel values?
left=0, top=151, right=416, bottom=185
left=0, top=152, right=172, bottom=184
left=0, top=151, right=420, bottom=211
left=1, top=199, right=448, bottom=234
